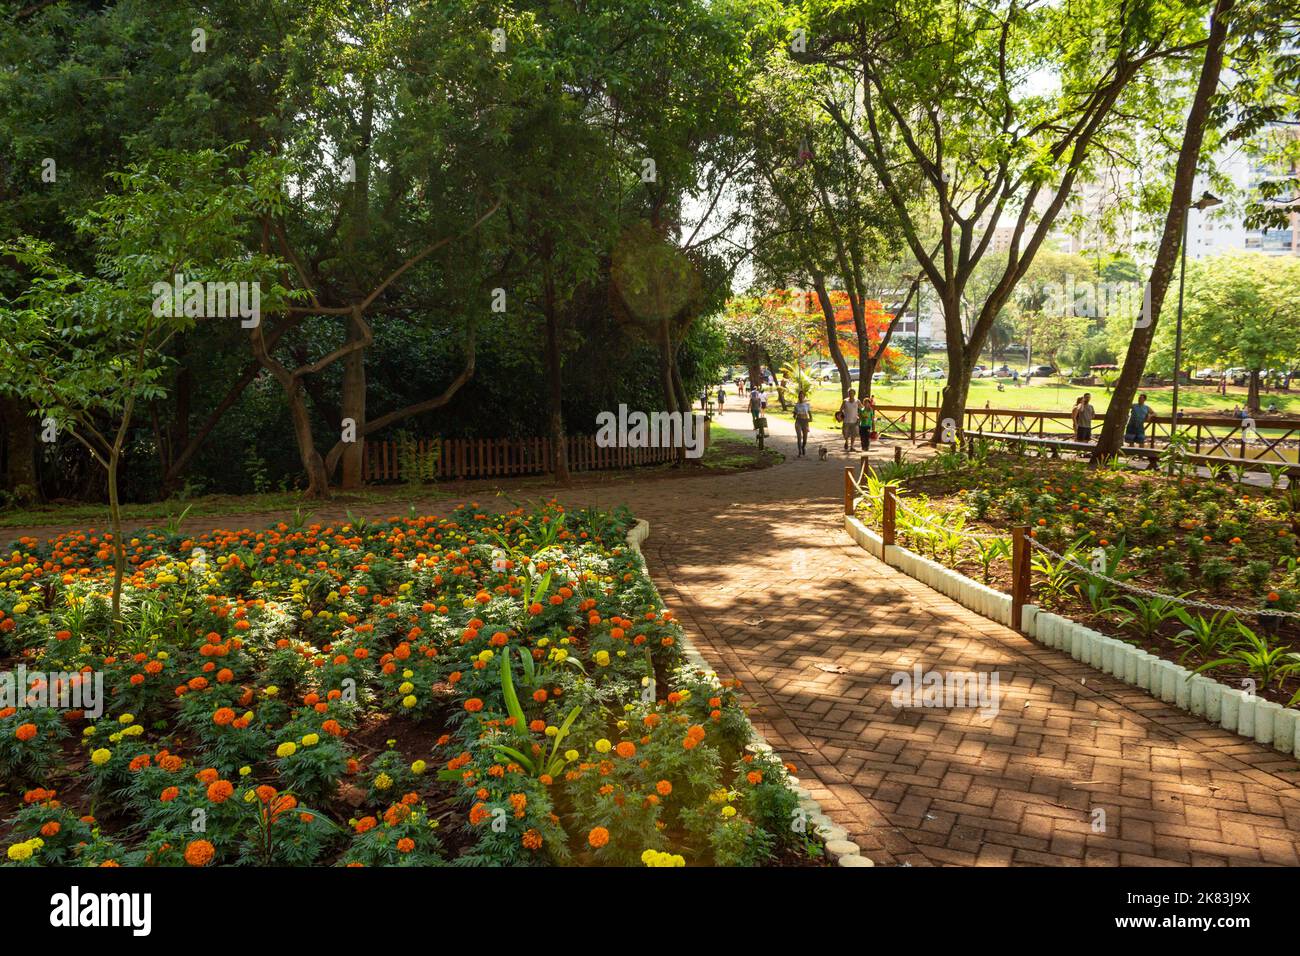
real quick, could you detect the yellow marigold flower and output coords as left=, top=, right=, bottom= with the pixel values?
left=276, top=742, right=297, bottom=758
left=374, top=772, right=393, bottom=791
left=239, top=766, right=252, bottom=777
left=563, top=749, right=579, bottom=762
left=90, top=748, right=112, bottom=766
left=7, top=843, right=33, bottom=861
left=398, top=682, right=414, bottom=695
left=301, top=733, right=320, bottom=747
left=594, top=650, right=610, bottom=666
left=118, top=713, right=135, bottom=725
left=402, top=695, right=417, bottom=709
left=721, top=805, right=737, bottom=818
left=411, top=760, right=427, bottom=775
left=595, top=738, right=612, bottom=754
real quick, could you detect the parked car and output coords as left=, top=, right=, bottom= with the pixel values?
left=1226, top=367, right=1249, bottom=386
left=972, top=365, right=989, bottom=378
left=1027, top=365, right=1057, bottom=379
left=992, top=364, right=1013, bottom=377
left=871, top=371, right=887, bottom=383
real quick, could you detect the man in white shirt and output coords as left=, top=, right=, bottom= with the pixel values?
left=1076, top=393, right=1095, bottom=441
left=840, top=393, right=859, bottom=451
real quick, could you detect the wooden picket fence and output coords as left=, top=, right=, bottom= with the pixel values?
left=361, top=433, right=692, bottom=483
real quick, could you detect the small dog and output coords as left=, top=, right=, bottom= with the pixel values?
left=817, top=446, right=828, bottom=461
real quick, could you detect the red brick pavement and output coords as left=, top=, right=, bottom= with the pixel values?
left=11, top=407, right=1300, bottom=865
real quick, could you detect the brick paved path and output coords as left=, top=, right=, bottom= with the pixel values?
left=11, top=407, right=1300, bottom=865
left=566, top=410, right=1300, bottom=867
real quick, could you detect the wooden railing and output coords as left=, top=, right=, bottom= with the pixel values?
left=361, top=430, right=701, bottom=483
left=874, top=404, right=1300, bottom=465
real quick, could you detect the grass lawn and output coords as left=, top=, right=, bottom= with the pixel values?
left=806, top=379, right=1300, bottom=417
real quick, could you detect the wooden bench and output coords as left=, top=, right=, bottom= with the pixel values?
left=972, top=431, right=1300, bottom=479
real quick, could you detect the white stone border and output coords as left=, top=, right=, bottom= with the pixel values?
left=844, top=513, right=1300, bottom=760
left=625, top=518, right=873, bottom=868
left=844, top=515, right=1013, bottom=627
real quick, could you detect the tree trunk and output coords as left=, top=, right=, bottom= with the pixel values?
left=542, top=256, right=569, bottom=483
left=932, top=299, right=969, bottom=443
left=0, top=396, right=40, bottom=502
left=1093, top=0, right=1235, bottom=460
left=744, top=345, right=765, bottom=392
left=1248, top=369, right=1261, bottom=413
left=339, top=309, right=367, bottom=489
left=287, top=382, right=331, bottom=497
left=656, top=319, right=679, bottom=413
left=813, top=273, right=851, bottom=399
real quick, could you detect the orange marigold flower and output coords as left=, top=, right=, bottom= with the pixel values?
left=587, top=826, right=610, bottom=848
left=183, top=839, right=215, bottom=867
left=196, top=767, right=220, bottom=785
left=15, top=723, right=37, bottom=742
left=464, top=698, right=484, bottom=713
left=656, top=780, right=672, bottom=796
left=746, top=771, right=763, bottom=785
left=160, top=787, right=180, bottom=802
left=212, top=707, right=236, bottom=726
left=207, top=780, right=235, bottom=803
left=396, top=838, right=415, bottom=853
left=355, top=816, right=377, bottom=833
left=40, top=821, right=60, bottom=837
left=615, top=741, right=636, bottom=758
left=522, top=828, right=543, bottom=850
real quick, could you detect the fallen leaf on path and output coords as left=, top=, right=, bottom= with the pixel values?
left=813, top=663, right=847, bottom=674
left=743, top=616, right=765, bottom=626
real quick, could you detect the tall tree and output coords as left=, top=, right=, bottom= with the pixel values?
left=1094, top=0, right=1236, bottom=457
left=803, top=0, right=1212, bottom=441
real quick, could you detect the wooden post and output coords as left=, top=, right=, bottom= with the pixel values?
left=1011, top=526, right=1032, bottom=632
left=882, top=486, right=896, bottom=546
left=894, top=445, right=902, bottom=464
left=844, top=466, right=854, bottom=516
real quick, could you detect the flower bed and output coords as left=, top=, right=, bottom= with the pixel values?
left=0, top=502, right=818, bottom=867
left=858, top=445, right=1300, bottom=708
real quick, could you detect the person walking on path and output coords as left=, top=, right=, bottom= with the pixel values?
left=1124, top=393, right=1152, bottom=446
left=793, top=392, right=812, bottom=457
left=716, top=386, right=726, bottom=411
left=1076, top=393, right=1096, bottom=442
left=838, top=392, right=859, bottom=452
left=749, top=384, right=764, bottom=427
left=858, top=395, right=876, bottom=454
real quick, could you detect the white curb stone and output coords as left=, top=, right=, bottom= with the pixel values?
left=1275, top=708, right=1298, bottom=754
left=1255, top=701, right=1281, bottom=746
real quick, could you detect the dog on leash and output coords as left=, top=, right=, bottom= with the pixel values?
left=817, top=446, right=828, bottom=461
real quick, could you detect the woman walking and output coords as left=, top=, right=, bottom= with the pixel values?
left=858, top=395, right=876, bottom=454
left=793, top=392, right=812, bottom=457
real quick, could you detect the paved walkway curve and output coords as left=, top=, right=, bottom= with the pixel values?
left=578, top=408, right=1300, bottom=866
left=10, top=404, right=1300, bottom=865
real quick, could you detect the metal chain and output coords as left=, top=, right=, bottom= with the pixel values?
left=1026, top=536, right=1300, bottom=619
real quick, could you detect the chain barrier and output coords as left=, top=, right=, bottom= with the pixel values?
left=1026, top=536, right=1300, bottom=620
